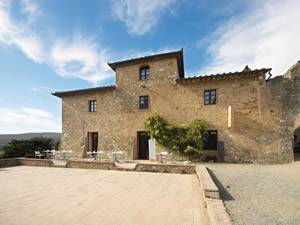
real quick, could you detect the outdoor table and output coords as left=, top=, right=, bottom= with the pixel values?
left=157, top=151, right=168, bottom=163
left=43, top=150, right=51, bottom=159
left=112, top=151, right=123, bottom=161
left=92, top=151, right=104, bottom=160
left=61, top=150, right=69, bottom=160
left=50, top=150, right=56, bottom=159
left=86, top=151, right=92, bottom=159
left=61, top=150, right=71, bottom=160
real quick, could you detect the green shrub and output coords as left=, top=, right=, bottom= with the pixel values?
left=0, top=137, right=54, bottom=159
left=145, top=113, right=208, bottom=156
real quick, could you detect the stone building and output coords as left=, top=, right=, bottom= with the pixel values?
left=53, top=49, right=300, bottom=163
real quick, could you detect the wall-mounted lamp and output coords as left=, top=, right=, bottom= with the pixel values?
left=228, top=105, right=232, bottom=128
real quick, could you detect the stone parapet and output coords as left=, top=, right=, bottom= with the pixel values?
left=135, top=163, right=195, bottom=174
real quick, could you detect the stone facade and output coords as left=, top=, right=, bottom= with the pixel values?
left=53, top=50, right=300, bottom=163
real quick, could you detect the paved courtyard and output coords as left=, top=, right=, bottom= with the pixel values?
left=0, top=166, right=208, bottom=225
left=207, top=161, right=300, bottom=225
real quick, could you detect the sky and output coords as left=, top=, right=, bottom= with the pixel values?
left=0, top=0, right=300, bottom=134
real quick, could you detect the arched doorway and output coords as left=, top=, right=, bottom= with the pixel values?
left=293, top=127, right=300, bottom=160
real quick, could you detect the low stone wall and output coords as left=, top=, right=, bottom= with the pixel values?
left=18, top=158, right=54, bottom=167
left=0, top=158, right=196, bottom=174
left=66, top=160, right=116, bottom=170
left=0, top=158, right=19, bottom=168
left=195, top=166, right=231, bottom=225
left=0, top=158, right=53, bottom=168
left=206, top=199, right=232, bottom=225
left=135, top=163, right=195, bottom=174
left=196, top=166, right=220, bottom=199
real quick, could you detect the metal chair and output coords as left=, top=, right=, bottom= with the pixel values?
left=86, top=151, right=93, bottom=159
left=157, top=151, right=168, bottom=163
left=34, top=151, right=43, bottom=159
left=112, top=150, right=123, bottom=162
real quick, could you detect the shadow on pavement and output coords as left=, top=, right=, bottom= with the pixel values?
left=207, top=168, right=235, bottom=201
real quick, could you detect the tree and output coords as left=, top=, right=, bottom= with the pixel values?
left=144, top=113, right=208, bottom=157
left=0, top=137, right=54, bottom=159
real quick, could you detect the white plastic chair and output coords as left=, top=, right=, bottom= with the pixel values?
left=86, top=151, right=93, bottom=159
left=34, top=151, right=43, bottom=159
left=157, top=151, right=168, bottom=163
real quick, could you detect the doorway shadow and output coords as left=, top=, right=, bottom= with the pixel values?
left=293, top=127, right=300, bottom=161
left=207, top=168, right=235, bottom=201
left=294, top=152, right=300, bottom=161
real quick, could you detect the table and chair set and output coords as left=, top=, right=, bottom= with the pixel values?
left=34, top=150, right=72, bottom=160
left=86, top=150, right=124, bottom=162
left=34, top=149, right=173, bottom=163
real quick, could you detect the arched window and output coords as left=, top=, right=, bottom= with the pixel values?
left=140, top=66, right=150, bottom=80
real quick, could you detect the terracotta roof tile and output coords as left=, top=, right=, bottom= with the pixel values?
left=177, top=68, right=271, bottom=83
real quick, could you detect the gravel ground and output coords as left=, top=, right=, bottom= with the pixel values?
left=207, top=160, right=300, bottom=225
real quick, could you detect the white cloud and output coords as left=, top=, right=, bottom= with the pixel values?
left=0, top=0, right=44, bottom=63
left=112, top=0, right=176, bottom=35
left=0, top=1, right=113, bottom=83
left=200, top=0, right=300, bottom=76
left=50, top=37, right=112, bottom=83
left=31, top=85, right=52, bottom=92
left=21, top=0, right=38, bottom=16
left=0, top=107, right=61, bottom=134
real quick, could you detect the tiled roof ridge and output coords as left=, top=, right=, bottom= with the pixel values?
left=177, top=68, right=271, bottom=82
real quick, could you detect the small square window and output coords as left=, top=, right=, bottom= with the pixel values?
left=139, top=96, right=149, bottom=109
left=140, top=66, right=150, bottom=80
left=204, top=90, right=216, bottom=105
left=89, top=100, right=97, bottom=112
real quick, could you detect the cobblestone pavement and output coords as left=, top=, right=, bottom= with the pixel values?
left=0, top=166, right=208, bottom=225
left=207, top=160, right=300, bottom=225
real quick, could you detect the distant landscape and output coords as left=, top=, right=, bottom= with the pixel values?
left=0, top=133, right=61, bottom=149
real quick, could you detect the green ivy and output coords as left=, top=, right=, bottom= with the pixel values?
left=144, top=113, right=208, bottom=156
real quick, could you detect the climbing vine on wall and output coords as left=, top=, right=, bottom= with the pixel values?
left=144, top=113, right=208, bottom=156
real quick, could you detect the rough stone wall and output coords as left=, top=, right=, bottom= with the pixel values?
left=250, top=61, right=300, bottom=163
left=60, top=89, right=123, bottom=158
left=282, top=61, right=300, bottom=131
left=277, top=62, right=300, bottom=160
left=59, top=56, right=300, bottom=163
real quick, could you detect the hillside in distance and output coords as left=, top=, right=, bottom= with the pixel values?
left=0, top=132, right=61, bottom=149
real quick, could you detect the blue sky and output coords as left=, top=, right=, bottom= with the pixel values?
left=0, top=0, right=299, bottom=134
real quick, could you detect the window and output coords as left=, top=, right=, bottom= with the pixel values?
left=204, top=90, right=216, bottom=105
left=139, top=96, right=149, bottom=109
left=204, top=130, right=218, bottom=150
left=89, top=100, right=97, bottom=112
left=140, top=66, right=150, bottom=80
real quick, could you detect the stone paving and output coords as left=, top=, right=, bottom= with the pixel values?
left=0, top=166, right=208, bottom=225
left=207, top=160, right=300, bottom=225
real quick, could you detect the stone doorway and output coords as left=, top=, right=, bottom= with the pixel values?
left=88, top=132, right=98, bottom=152
left=137, top=131, right=150, bottom=160
left=293, top=127, right=300, bottom=161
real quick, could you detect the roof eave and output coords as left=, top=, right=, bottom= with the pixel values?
left=52, top=92, right=61, bottom=98
left=51, top=85, right=116, bottom=98
left=107, top=49, right=185, bottom=74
